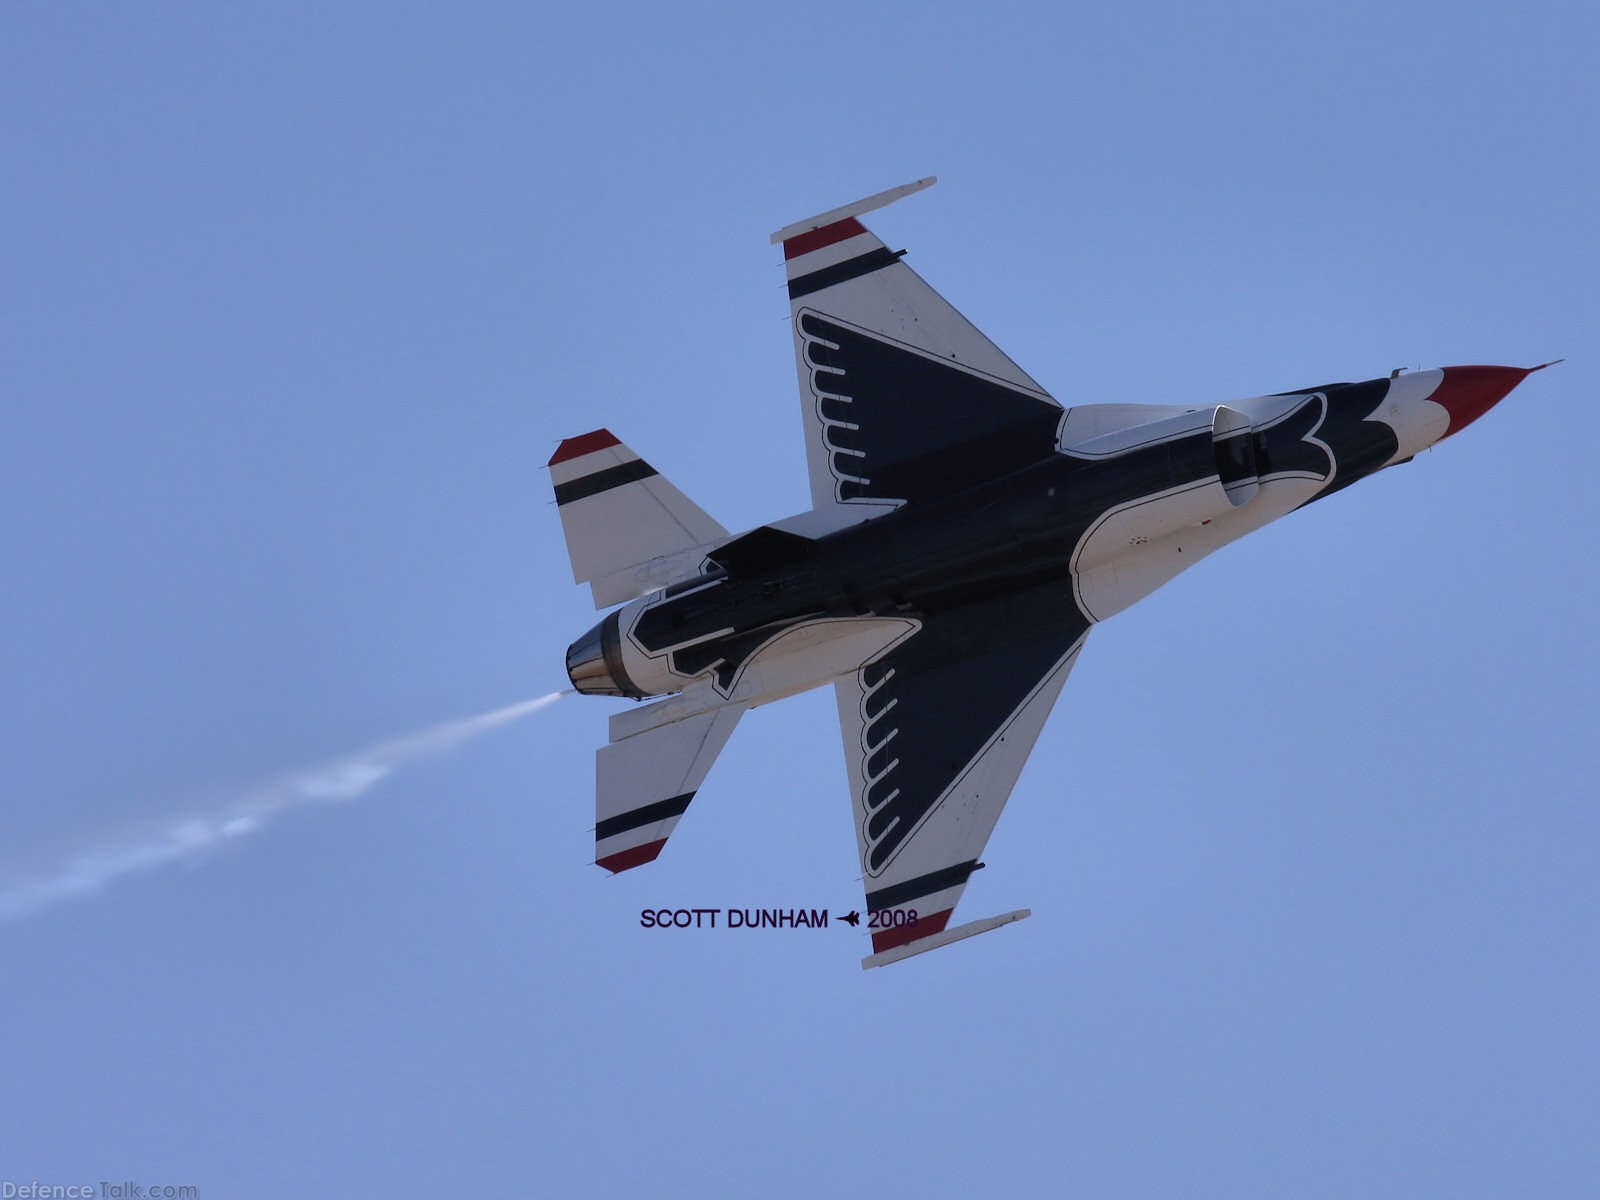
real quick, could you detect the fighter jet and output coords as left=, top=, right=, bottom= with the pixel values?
left=550, top=177, right=1549, bottom=968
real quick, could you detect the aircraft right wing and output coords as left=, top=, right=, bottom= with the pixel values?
left=771, top=180, right=1065, bottom=534
left=833, top=581, right=1090, bottom=967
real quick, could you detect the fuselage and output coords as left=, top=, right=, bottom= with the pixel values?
left=567, top=365, right=1532, bottom=707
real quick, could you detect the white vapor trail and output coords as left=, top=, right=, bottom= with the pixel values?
left=0, top=693, right=567, bottom=922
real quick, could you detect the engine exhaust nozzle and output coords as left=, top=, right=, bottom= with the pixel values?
left=565, top=611, right=646, bottom=699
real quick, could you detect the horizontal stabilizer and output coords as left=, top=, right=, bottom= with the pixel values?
left=548, top=430, right=728, bottom=609
left=861, top=909, right=1031, bottom=969
left=593, top=703, right=744, bottom=872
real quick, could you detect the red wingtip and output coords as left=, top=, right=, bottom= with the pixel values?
left=783, top=217, right=867, bottom=260
left=869, top=908, right=953, bottom=954
left=596, top=839, right=666, bottom=874
left=549, top=429, right=619, bottom=466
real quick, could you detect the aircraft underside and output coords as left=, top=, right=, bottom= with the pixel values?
left=549, top=178, right=1545, bottom=967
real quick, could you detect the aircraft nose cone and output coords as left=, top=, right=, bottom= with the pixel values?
left=1431, top=365, right=1535, bottom=439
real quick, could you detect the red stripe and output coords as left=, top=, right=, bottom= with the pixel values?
left=783, top=217, right=867, bottom=260
left=871, top=908, right=952, bottom=953
left=548, top=429, right=619, bottom=466
left=596, top=838, right=667, bottom=874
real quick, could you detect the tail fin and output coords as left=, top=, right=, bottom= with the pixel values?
left=548, top=430, right=728, bottom=609
left=594, top=701, right=745, bottom=872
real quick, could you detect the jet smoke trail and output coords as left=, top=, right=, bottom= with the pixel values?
left=0, top=693, right=567, bottom=921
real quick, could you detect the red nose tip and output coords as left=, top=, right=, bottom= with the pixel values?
left=1431, top=365, right=1540, bottom=439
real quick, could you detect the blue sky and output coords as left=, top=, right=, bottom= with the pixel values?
left=3, top=4, right=1597, bottom=1196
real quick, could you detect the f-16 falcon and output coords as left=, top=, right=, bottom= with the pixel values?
left=550, top=178, right=1551, bottom=968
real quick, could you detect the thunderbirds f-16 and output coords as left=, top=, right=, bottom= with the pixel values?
left=550, top=178, right=1551, bottom=968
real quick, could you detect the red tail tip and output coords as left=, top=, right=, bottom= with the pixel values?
left=549, top=429, right=619, bottom=466
left=596, top=839, right=666, bottom=874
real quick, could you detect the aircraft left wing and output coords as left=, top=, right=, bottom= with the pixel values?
left=771, top=179, right=1064, bottom=534
left=834, top=582, right=1089, bottom=968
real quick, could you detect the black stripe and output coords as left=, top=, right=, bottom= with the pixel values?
left=594, top=792, right=695, bottom=842
left=787, top=247, right=906, bottom=300
left=866, top=860, right=981, bottom=912
left=554, top=460, right=657, bottom=505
